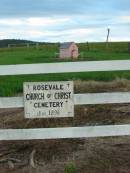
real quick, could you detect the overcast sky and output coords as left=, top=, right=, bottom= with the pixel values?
left=0, top=0, right=130, bottom=42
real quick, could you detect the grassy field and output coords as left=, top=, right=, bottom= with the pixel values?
left=0, top=42, right=129, bottom=65
left=0, top=42, right=130, bottom=96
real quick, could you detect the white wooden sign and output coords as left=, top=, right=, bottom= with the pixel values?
left=23, top=81, right=74, bottom=118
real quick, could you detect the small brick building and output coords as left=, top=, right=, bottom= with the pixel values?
left=59, top=42, right=79, bottom=59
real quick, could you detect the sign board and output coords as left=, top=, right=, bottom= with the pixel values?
left=23, top=81, right=74, bottom=118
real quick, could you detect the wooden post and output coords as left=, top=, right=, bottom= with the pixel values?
left=87, top=41, right=90, bottom=51
left=128, top=42, right=130, bottom=53
left=27, top=43, right=30, bottom=48
left=36, top=43, right=39, bottom=49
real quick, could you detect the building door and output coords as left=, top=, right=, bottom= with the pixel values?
left=71, top=50, right=74, bottom=58
left=71, top=49, right=77, bottom=59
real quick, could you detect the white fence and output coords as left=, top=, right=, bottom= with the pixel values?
left=0, top=60, right=130, bottom=140
left=0, top=60, right=130, bottom=75
left=1, top=92, right=130, bottom=108
left=8, top=43, right=39, bottom=49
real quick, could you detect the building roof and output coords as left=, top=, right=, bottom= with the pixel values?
left=60, top=42, right=74, bottom=49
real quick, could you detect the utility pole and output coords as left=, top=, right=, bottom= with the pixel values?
left=106, top=28, right=110, bottom=49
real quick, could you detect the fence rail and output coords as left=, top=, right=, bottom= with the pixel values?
left=0, top=92, right=130, bottom=108
left=0, top=125, right=130, bottom=140
left=0, top=60, right=130, bottom=76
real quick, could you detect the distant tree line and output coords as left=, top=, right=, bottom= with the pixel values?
left=0, top=39, right=37, bottom=48
left=0, top=39, right=59, bottom=48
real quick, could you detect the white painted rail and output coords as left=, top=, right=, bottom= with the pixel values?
left=74, top=92, right=130, bottom=105
left=0, top=97, right=23, bottom=108
left=0, top=60, right=130, bottom=76
left=0, top=124, right=130, bottom=140
left=0, top=92, right=130, bottom=108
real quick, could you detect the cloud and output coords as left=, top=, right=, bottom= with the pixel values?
left=26, top=17, right=70, bottom=26
left=0, top=0, right=130, bottom=42
left=0, top=19, right=23, bottom=26
left=0, top=14, right=130, bottom=42
left=118, top=16, right=130, bottom=23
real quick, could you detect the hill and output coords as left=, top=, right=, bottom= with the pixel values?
left=0, top=39, right=37, bottom=48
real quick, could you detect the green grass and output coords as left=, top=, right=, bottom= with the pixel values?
left=80, top=51, right=130, bottom=61
left=1, top=71, right=130, bottom=96
left=0, top=42, right=130, bottom=96
left=0, top=42, right=129, bottom=65
left=0, top=45, right=58, bottom=65
left=78, top=42, right=128, bottom=52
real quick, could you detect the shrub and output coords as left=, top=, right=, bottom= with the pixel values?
left=64, top=162, right=76, bottom=173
